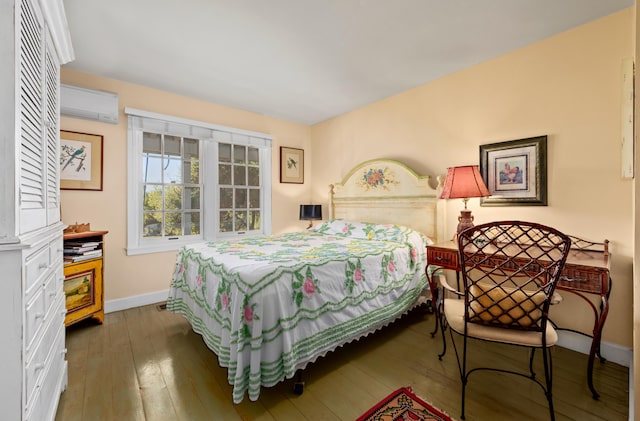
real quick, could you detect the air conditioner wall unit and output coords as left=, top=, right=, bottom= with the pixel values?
left=60, top=84, right=119, bottom=124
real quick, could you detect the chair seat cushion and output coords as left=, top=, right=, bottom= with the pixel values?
left=444, top=298, right=558, bottom=347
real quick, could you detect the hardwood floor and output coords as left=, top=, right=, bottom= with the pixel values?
left=55, top=304, right=628, bottom=421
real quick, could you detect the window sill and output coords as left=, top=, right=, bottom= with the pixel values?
left=126, top=239, right=202, bottom=256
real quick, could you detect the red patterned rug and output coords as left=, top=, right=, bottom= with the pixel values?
left=357, top=387, right=454, bottom=421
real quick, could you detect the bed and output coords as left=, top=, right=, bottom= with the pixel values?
left=167, top=159, right=444, bottom=403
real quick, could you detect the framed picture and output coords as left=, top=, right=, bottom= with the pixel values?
left=479, top=135, right=547, bottom=206
left=60, top=130, right=103, bottom=191
left=280, top=146, right=304, bottom=183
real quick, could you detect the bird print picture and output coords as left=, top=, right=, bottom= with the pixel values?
left=60, top=138, right=92, bottom=181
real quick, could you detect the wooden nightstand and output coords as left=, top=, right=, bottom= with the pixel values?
left=63, top=230, right=108, bottom=326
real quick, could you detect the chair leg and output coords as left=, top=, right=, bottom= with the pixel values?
left=529, top=348, right=536, bottom=378
left=542, top=347, right=555, bottom=421
left=460, top=334, right=468, bottom=420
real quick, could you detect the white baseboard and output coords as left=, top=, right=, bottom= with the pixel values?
left=104, top=289, right=169, bottom=314
left=557, top=330, right=632, bottom=367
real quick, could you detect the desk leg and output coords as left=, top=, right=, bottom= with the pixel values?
left=587, top=294, right=609, bottom=400
left=429, top=287, right=440, bottom=337
left=425, top=265, right=448, bottom=359
left=426, top=265, right=440, bottom=337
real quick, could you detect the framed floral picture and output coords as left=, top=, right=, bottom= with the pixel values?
left=60, top=130, right=104, bottom=191
left=280, top=147, right=304, bottom=184
left=479, top=136, right=547, bottom=206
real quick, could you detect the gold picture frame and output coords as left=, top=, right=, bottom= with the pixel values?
left=280, top=146, right=304, bottom=184
left=60, top=130, right=103, bottom=191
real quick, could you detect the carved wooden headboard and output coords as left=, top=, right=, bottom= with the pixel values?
left=329, top=159, right=445, bottom=243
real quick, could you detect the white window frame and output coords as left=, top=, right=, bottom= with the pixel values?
left=125, top=107, right=272, bottom=255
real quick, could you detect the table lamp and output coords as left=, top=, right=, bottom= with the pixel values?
left=440, top=165, right=490, bottom=237
left=299, top=204, right=322, bottom=229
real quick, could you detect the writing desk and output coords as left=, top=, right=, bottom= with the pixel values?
left=426, top=239, right=611, bottom=399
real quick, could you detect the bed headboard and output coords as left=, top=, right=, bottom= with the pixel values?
left=329, top=159, right=445, bottom=243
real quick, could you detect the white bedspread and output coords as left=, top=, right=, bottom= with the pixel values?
left=167, top=220, right=430, bottom=403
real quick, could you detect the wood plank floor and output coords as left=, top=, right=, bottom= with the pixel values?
left=55, top=304, right=628, bottom=420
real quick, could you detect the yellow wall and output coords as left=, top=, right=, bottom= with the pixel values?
left=311, top=9, right=634, bottom=348
left=60, top=69, right=312, bottom=301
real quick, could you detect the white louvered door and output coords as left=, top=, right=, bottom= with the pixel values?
left=18, top=0, right=61, bottom=234
left=44, top=31, right=61, bottom=226
left=18, top=0, right=46, bottom=234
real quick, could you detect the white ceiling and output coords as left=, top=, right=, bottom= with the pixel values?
left=62, top=0, right=634, bottom=125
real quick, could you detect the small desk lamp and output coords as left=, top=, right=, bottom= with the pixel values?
left=440, top=165, right=490, bottom=237
left=299, top=204, right=322, bottom=229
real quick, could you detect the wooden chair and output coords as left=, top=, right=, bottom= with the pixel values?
left=441, top=221, right=572, bottom=420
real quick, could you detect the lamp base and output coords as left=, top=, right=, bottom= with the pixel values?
left=456, top=209, right=475, bottom=236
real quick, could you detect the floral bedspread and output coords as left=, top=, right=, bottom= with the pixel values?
left=167, top=220, right=430, bottom=403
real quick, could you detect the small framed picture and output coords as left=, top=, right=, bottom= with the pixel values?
left=280, top=147, right=304, bottom=184
left=479, top=136, right=547, bottom=206
left=60, top=130, right=104, bottom=191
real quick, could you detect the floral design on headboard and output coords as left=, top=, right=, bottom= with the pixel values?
left=358, top=167, right=398, bottom=190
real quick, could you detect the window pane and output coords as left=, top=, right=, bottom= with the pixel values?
left=220, top=188, right=233, bottom=208
left=143, top=157, right=163, bottom=183
left=185, top=187, right=200, bottom=209
left=143, top=212, right=162, bottom=237
left=249, top=211, right=260, bottom=231
left=143, top=185, right=163, bottom=211
left=235, top=188, right=247, bottom=208
left=164, top=185, right=183, bottom=211
left=235, top=211, right=247, bottom=231
left=220, top=211, right=233, bottom=232
left=164, top=158, right=183, bottom=183
left=234, top=165, right=246, bottom=185
left=248, top=166, right=259, bottom=186
left=165, top=135, right=181, bottom=157
left=233, top=145, right=245, bottom=164
left=185, top=160, right=199, bottom=184
left=143, top=132, right=162, bottom=155
left=164, top=212, right=182, bottom=236
left=249, top=189, right=260, bottom=208
left=248, top=147, right=259, bottom=165
left=219, top=164, right=231, bottom=185
left=184, top=138, right=198, bottom=160
left=185, top=211, right=200, bottom=235
left=219, top=143, right=231, bottom=163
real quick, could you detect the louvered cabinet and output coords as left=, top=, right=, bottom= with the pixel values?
left=0, top=0, right=74, bottom=420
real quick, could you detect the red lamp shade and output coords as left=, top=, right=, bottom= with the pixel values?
left=440, top=165, right=490, bottom=236
left=440, top=165, right=490, bottom=202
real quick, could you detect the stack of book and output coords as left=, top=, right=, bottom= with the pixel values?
left=63, top=240, right=102, bottom=263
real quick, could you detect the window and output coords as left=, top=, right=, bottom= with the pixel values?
left=217, top=143, right=262, bottom=233
left=142, top=133, right=201, bottom=239
left=126, top=108, right=272, bottom=255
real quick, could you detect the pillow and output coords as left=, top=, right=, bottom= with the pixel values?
left=313, top=220, right=431, bottom=269
left=468, top=283, right=546, bottom=328
left=313, top=219, right=401, bottom=241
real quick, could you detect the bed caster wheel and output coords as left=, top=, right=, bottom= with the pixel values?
left=293, top=382, right=305, bottom=395
left=426, top=299, right=434, bottom=313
